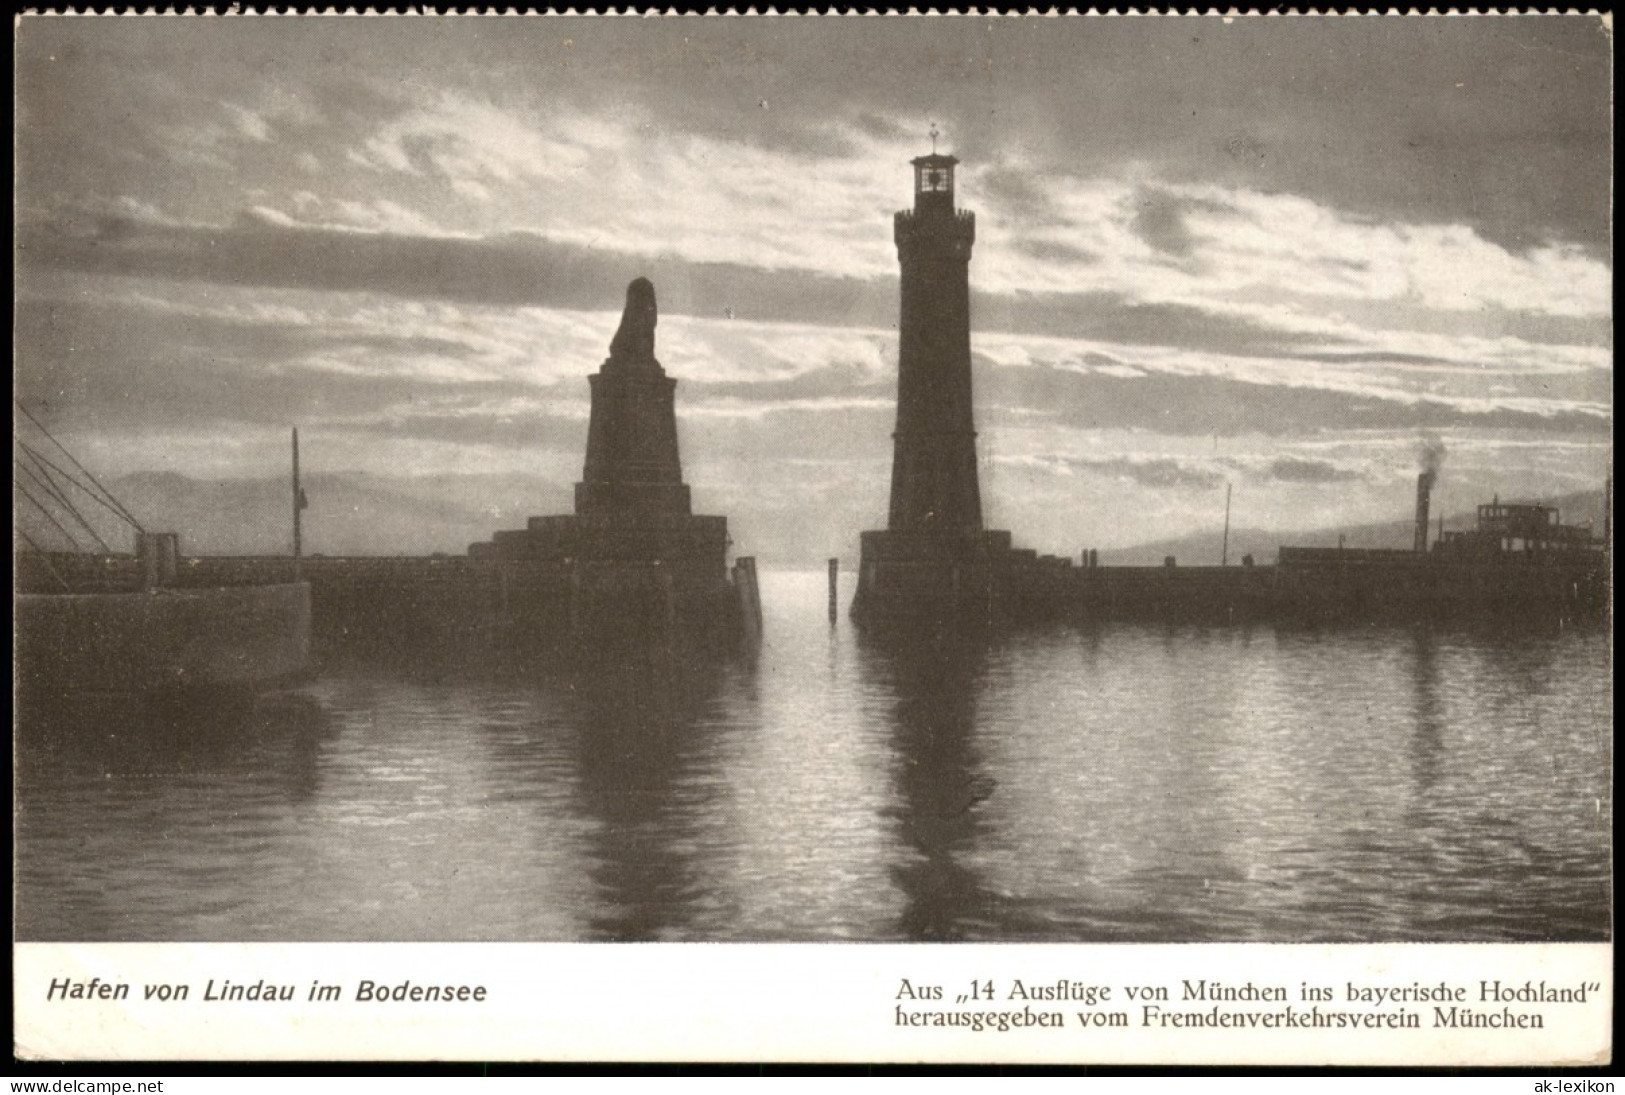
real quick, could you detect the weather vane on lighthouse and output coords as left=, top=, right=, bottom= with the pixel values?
left=929, top=122, right=940, bottom=153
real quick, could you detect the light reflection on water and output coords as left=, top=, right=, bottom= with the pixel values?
left=14, top=571, right=1611, bottom=942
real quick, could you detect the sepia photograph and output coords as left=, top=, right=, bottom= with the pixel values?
left=12, top=11, right=1612, bottom=1065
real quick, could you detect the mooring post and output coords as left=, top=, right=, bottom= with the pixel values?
left=828, top=557, right=838, bottom=622
left=733, top=557, right=763, bottom=644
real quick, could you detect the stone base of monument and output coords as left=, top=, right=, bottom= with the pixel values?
left=467, top=277, right=754, bottom=655
left=521, top=513, right=727, bottom=581
left=471, top=514, right=743, bottom=651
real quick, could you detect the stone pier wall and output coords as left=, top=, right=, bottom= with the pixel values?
left=855, top=551, right=1276, bottom=624
left=17, top=552, right=742, bottom=654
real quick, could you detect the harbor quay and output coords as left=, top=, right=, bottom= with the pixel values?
left=16, top=550, right=749, bottom=657
left=852, top=149, right=1607, bottom=629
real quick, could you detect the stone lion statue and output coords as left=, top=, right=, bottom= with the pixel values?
left=609, top=277, right=658, bottom=362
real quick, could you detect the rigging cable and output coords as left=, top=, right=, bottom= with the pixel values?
left=14, top=399, right=145, bottom=532
left=15, top=439, right=134, bottom=538
left=15, top=434, right=143, bottom=532
left=15, top=477, right=87, bottom=553
left=14, top=452, right=113, bottom=552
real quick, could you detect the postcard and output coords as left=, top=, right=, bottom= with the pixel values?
left=13, top=11, right=1612, bottom=1066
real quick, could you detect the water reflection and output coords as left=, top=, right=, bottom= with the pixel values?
left=11, top=573, right=1611, bottom=943
left=16, top=690, right=335, bottom=804
left=14, top=692, right=337, bottom=941
left=1387, top=620, right=1610, bottom=941
left=1409, top=626, right=1445, bottom=794
left=858, top=626, right=1001, bottom=940
left=563, top=649, right=731, bottom=940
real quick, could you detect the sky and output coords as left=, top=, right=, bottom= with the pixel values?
left=13, top=15, right=1613, bottom=562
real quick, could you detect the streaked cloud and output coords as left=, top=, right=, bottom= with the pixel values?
left=13, top=16, right=1611, bottom=559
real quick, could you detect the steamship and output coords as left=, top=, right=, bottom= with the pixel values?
left=1270, top=472, right=1610, bottom=620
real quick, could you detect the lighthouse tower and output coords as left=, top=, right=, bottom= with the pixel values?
left=853, top=148, right=1016, bottom=622
left=887, top=152, right=983, bottom=534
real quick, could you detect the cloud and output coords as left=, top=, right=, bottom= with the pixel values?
left=1060, top=455, right=1228, bottom=491
left=18, top=251, right=1609, bottom=496
left=16, top=17, right=1612, bottom=249
left=243, top=205, right=298, bottom=228
left=851, top=112, right=913, bottom=144
left=978, top=361, right=1610, bottom=439
left=11, top=17, right=1613, bottom=560
left=345, top=407, right=590, bottom=454
left=11, top=292, right=548, bottom=436
left=1260, top=457, right=1364, bottom=484
left=17, top=212, right=898, bottom=329
left=348, top=91, right=597, bottom=186
left=977, top=170, right=1611, bottom=323
left=223, top=102, right=273, bottom=143
left=17, top=80, right=1611, bottom=401
left=980, top=161, right=1065, bottom=226
left=1129, top=188, right=1204, bottom=259
left=1010, top=238, right=1098, bottom=265
left=685, top=361, right=892, bottom=405
left=974, top=290, right=1315, bottom=359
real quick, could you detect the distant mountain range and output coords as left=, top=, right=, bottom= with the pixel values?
left=98, top=470, right=561, bottom=558
left=1102, top=489, right=1609, bottom=567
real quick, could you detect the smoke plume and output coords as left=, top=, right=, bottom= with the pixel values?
left=1417, top=433, right=1447, bottom=487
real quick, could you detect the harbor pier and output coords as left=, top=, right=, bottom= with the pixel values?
left=16, top=278, right=755, bottom=660
left=852, top=148, right=1607, bottom=629
left=467, top=278, right=752, bottom=651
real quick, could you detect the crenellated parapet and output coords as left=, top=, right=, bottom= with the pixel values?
left=893, top=208, right=976, bottom=261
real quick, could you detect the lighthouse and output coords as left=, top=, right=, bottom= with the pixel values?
left=853, top=147, right=1017, bottom=623
left=887, top=152, right=983, bottom=534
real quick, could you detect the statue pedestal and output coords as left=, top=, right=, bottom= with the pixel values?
left=467, top=278, right=742, bottom=647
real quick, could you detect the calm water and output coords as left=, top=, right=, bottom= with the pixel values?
left=15, top=571, right=1612, bottom=942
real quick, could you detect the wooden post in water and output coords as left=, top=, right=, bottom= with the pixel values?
left=828, top=558, right=838, bottom=623
left=733, top=557, right=762, bottom=643
left=291, top=427, right=303, bottom=581
left=1221, top=482, right=1232, bottom=566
